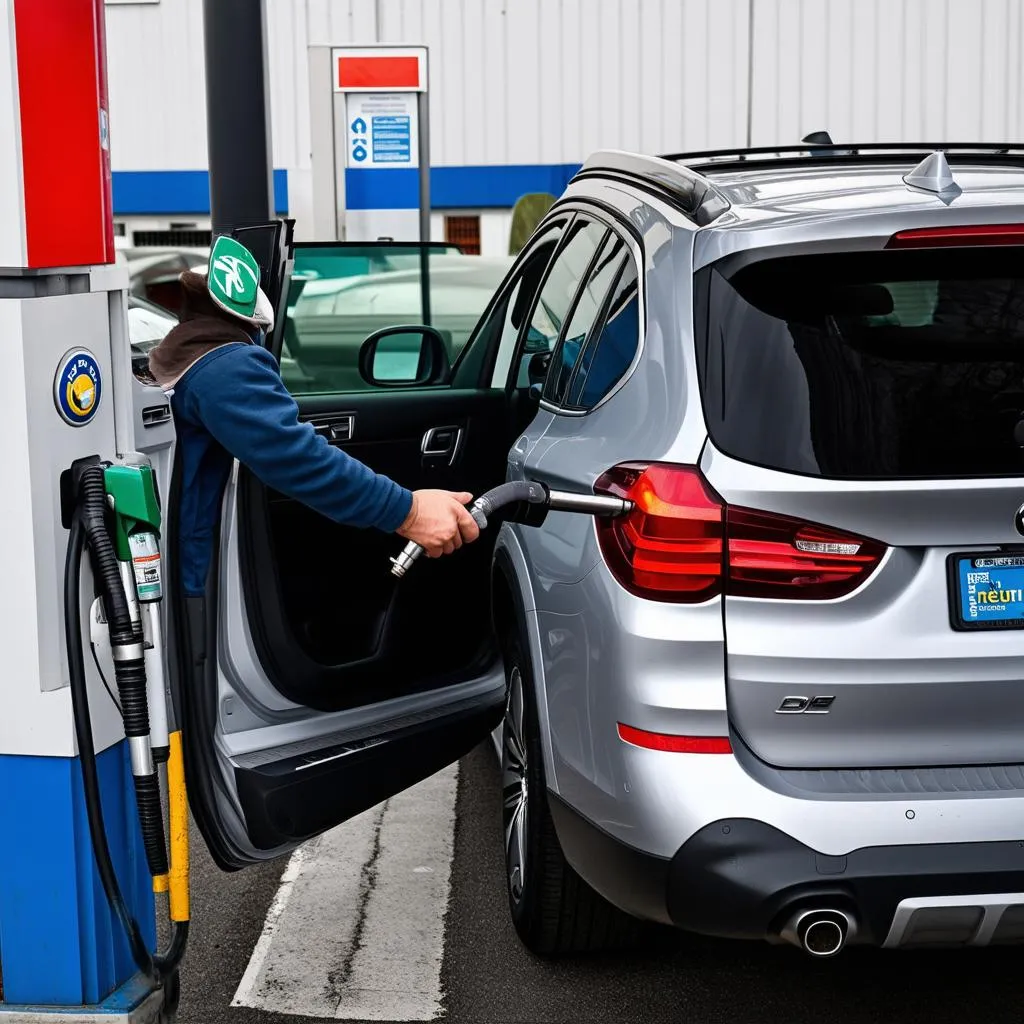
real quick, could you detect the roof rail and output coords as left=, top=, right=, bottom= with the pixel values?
left=658, top=142, right=1024, bottom=175
left=571, top=150, right=731, bottom=226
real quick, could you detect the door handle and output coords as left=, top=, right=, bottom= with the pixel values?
left=421, top=425, right=462, bottom=465
left=311, top=414, right=355, bottom=443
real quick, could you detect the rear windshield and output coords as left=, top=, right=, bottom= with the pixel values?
left=695, top=248, right=1024, bottom=479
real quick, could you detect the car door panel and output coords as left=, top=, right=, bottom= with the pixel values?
left=240, top=387, right=514, bottom=710
left=166, top=228, right=559, bottom=870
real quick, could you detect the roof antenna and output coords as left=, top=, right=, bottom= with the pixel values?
left=903, top=151, right=962, bottom=203
left=802, top=131, right=834, bottom=146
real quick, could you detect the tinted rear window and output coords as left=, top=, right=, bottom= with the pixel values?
left=695, top=248, right=1024, bottom=479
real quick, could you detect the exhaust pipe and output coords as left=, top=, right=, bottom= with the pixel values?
left=780, top=908, right=855, bottom=957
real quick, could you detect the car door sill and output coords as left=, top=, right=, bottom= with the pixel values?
left=230, top=677, right=507, bottom=771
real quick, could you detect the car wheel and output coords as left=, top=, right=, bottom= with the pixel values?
left=501, top=623, right=639, bottom=955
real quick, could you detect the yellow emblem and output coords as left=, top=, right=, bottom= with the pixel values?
left=66, top=373, right=96, bottom=417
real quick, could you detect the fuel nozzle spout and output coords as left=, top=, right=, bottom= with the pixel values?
left=389, top=545, right=421, bottom=578
left=544, top=489, right=633, bottom=516
left=389, top=480, right=632, bottom=578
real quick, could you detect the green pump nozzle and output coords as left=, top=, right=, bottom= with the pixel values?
left=102, top=462, right=171, bottom=773
left=104, top=463, right=162, bottom=601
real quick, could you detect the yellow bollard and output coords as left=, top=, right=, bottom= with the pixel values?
left=166, top=730, right=190, bottom=922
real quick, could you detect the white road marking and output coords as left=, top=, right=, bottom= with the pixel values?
left=232, top=764, right=459, bottom=1021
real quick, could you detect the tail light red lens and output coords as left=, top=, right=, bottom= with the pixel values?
left=594, top=463, right=723, bottom=601
left=595, top=464, right=885, bottom=603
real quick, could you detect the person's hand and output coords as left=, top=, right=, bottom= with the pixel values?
left=397, top=490, right=481, bottom=557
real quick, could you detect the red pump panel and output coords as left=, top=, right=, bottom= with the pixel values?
left=14, top=0, right=114, bottom=268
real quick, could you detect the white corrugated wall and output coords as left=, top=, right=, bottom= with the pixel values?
left=104, top=0, right=1024, bottom=240
left=750, top=0, right=1024, bottom=145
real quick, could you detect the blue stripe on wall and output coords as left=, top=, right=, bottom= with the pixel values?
left=112, top=164, right=583, bottom=216
left=112, top=169, right=289, bottom=216
left=434, top=164, right=581, bottom=208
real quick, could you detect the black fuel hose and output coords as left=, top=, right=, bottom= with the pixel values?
left=79, top=467, right=168, bottom=879
left=65, top=512, right=157, bottom=980
left=466, top=480, right=548, bottom=530
left=389, top=480, right=548, bottom=578
left=65, top=476, right=189, bottom=984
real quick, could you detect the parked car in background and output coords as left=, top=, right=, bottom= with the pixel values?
left=127, top=293, right=176, bottom=383
left=123, top=247, right=210, bottom=316
left=286, top=249, right=515, bottom=391
left=127, top=291, right=318, bottom=393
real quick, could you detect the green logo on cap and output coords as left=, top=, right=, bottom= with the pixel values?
left=208, top=236, right=261, bottom=320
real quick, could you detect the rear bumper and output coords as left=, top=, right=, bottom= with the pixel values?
left=550, top=795, right=1024, bottom=946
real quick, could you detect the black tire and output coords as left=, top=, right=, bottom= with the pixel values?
left=500, top=621, right=640, bottom=955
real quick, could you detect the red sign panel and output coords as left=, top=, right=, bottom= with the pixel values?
left=337, top=55, right=421, bottom=91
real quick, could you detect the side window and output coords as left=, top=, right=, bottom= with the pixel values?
left=281, top=243, right=506, bottom=395
left=566, top=258, right=641, bottom=410
left=512, top=220, right=607, bottom=389
left=543, top=234, right=625, bottom=405
left=485, top=222, right=566, bottom=388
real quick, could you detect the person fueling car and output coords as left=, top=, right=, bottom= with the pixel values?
left=147, top=235, right=481, bottom=599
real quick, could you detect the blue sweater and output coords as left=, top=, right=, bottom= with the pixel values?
left=171, top=343, right=413, bottom=596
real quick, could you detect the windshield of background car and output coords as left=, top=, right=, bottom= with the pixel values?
left=695, top=247, right=1024, bottom=479
left=283, top=243, right=514, bottom=393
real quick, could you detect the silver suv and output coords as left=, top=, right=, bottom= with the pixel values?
left=490, top=143, right=1024, bottom=957
left=157, top=144, right=1024, bottom=965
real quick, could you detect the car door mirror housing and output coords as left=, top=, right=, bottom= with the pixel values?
left=358, top=325, right=451, bottom=388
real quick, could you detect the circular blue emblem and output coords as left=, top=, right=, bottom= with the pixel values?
left=54, top=349, right=102, bottom=427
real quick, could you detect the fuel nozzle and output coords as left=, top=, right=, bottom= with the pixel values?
left=390, top=498, right=494, bottom=578
left=389, top=481, right=631, bottom=578
left=389, top=543, right=424, bottom=578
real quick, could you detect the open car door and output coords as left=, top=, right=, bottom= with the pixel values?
left=166, top=226, right=555, bottom=870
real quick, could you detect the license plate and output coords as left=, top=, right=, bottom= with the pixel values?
left=949, top=553, right=1024, bottom=631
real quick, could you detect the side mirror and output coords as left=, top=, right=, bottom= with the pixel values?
left=358, top=325, right=451, bottom=388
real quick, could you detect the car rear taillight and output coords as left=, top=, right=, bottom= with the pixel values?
left=885, top=224, right=1024, bottom=248
left=595, top=464, right=885, bottom=603
left=594, top=463, right=724, bottom=601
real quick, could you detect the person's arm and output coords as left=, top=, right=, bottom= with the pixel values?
left=182, top=345, right=480, bottom=554
left=182, top=345, right=411, bottom=529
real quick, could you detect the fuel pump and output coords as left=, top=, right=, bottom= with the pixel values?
left=63, top=456, right=190, bottom=992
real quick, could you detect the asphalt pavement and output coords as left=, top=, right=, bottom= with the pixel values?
left=173, top=744, right=1024, bottom=1024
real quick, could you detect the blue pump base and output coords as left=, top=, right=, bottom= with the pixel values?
left=0, top=974, right=165, bottom=1023
left=0, top=742, right=157, bottom=1008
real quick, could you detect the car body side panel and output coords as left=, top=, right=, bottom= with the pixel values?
left=537, top=563, right=729, bottom=837
left=516, top=188, right=706, bottom=593
left=506, top=184, right=731, bottom=814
